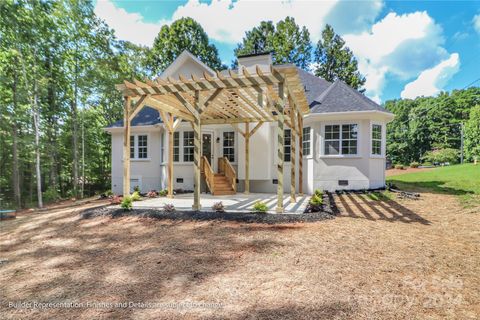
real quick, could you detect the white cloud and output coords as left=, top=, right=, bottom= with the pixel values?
left=343, top=11, right=449, bottom=101
left=400, top=53, right=460, bottom=99
left=94, top=0, right=383, bottom=46
left=473, top=14, right=480, bottom=34
left=172, top=0, right=383, bottom=43
left=94, top=0, right=167, bottom=46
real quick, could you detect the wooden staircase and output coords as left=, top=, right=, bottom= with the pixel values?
left=212, top=173, right=235, bottom=195
left=201, top=156, right=236, bottom=196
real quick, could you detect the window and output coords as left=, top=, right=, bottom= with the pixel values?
left=223, top=132, right=235, bottom=162
left=183, top=131, right=194, bottom=162
left=160, top=133, right=164, bottom=163
left=372, top=124, right=382, bottom=155
left=284, top=129, right=291, bottom=161
left=129, top=135, right=148, bottom=159
left=173, top=132, right=180, bottom=162
left=137, top=135, right=148, bottom=158
left=341, top=124, right=358, bottom=155
left=302, top=127, right=311, bottom=156
left=324, top=124, right=358, bottom=155
left=130, top=135, right=135, bottom=158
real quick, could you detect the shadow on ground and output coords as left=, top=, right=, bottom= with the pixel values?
left=334, top=192, right=431, bottom=225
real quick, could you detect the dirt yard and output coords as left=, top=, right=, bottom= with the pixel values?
left=1, top=193, right=479, bottom=319
left=386, top=167, right=433, bottom=177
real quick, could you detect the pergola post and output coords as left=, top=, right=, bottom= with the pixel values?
left=167, top=114, right=174, bottom=198
left=289, top=99, right=296, bottom=203
left=123, top=96, right=131, bottom=196
left=297, top=111, right=303, bottom=195
left=192, top=92, right=202, bottom=211
left=244, top=122, right=250, bottom=194
left=276, top=83, right=286, bottom=213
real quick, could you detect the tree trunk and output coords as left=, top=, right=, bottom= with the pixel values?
left=12, top=66, right=22, bottom=208
left=33, top=76, right=43, bottom=208
left=72, top=47, right=79, bottom=199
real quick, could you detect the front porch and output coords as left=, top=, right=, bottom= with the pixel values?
left=133, top=193, right=310, bottom=214
left=117, top=63, right=309, bottom=212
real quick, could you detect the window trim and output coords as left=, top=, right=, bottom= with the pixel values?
left=320, top=122, right=360, bottom=158
left=222, top=131, right=236, bottom=163
left=129, top=133, right=151, bottom=161
left=302, top=126, right=312, bottom=158
left=370, top=122, right=385, bottom=158
left=284, top=128, right=292, bottom=162
left=182, top=130, right=195, bottom=163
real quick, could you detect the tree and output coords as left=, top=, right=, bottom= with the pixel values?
left=464, top=105, right=480, bottom=161
left=234, top=17, right=312, bottom=69
left=148, top=17, right=223, bottom=74
left=313, top=24, right=365, bottom=90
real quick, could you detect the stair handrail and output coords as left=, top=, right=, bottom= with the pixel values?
left=219, top=157, right=236, bottom=193
left=201, top=156, right=215, bottom=193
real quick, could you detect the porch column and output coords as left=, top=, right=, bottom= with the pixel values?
left=289, top=98, right=296, bottom=203
left=167, top=115, right=174, bottom=198
left=192, top=92, right=202, bottom=211
left=297, top=111, right=303, bottom=195
left=123, top=96, right=131, bottom=196
left=276, top=83, right=286, bottom=213
left=244, top=122, right=250, bottom=194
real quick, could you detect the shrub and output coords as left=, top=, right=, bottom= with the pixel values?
left=43, top=187, right=60, bottom=203
left=104, top=190, right=113, bottom=196
left=110, top=195, right=122, bottom=205
left=131, top=191, right=141, bottom=201
left=158, top=189, right=168, bottom=197
left=121, top=196, right=133, bottom=210
left=146, top=190, right=158, bottom=198
left=394, top=164, right=405, bottom=170
left=314, top=189, right=323, bottom=197
left=308, top=194, right=323, bottom=212
left=422, top=161, right=433, bottom=166
left=422, top=148, right=459, bottom=165
left=410, top=161, right=420, bottom=168
left=163, top=203, right=175, bottom=213
left=133, top=185, right=140, bottom=193
left=212, top=201, right=225, bottom=212
left=252, top=201, right=268, bottom=213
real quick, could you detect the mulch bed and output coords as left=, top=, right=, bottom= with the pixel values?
left=81, top=192, right=336, bottom=224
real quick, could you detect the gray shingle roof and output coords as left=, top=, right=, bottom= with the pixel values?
left=309, top=79, right=390, bottom=114
left=107, top=68, right=391, bottom=128
left=107, top=106, right=162, bottom=128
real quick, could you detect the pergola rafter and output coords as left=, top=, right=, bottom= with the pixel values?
left=116, top=65, right=309, bottom=212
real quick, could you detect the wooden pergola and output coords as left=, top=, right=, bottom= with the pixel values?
left=115, top=65, right=309, bottom=213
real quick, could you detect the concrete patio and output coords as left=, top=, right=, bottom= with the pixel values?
left=132, top=193, right=310, bottom=214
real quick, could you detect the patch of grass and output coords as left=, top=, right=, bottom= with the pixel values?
left=366, top=191, right=392, bottom=201
left=387, top=164, right=480, bottom=207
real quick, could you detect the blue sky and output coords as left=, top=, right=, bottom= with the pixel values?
left=94, top=0, right=480, bottom=103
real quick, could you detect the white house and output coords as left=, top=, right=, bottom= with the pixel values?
left=106, top=51, right=394, bottom=202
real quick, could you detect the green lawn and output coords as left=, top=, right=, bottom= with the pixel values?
left=387, top=164, right=480, bottom=208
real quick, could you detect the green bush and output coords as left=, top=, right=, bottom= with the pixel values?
left=121, top=196, right=133, bottom=211
left=394, top=164, right=405, bottom=170
left=314, top=189, right=323, bottom=197
left=158, top=189, right=168, bottom=197
left=422, top=161, right=433, bottom=166
left=43, top=187, right=60, bottom=203
left=422, top=148, right=459, bottom=165
left=410, top=161, right=420, bottom=168
left=309, top=194, right=323, bottom=206
left=131, top=191, right=141, bottom=201
left=252, top=201, right=268, bottom=213
left=104, top=190, right=113, bottom=196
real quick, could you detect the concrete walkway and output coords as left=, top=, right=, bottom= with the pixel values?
left=132, top=193, right=310, bottom=214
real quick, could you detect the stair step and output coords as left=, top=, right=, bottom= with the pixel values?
left=213, top=190, right=236, bottom=196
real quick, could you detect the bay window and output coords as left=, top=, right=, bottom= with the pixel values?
left=324, top=124, right=358, bottom=156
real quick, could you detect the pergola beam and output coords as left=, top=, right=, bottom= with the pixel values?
left=123, top=97, right=131, bottom=196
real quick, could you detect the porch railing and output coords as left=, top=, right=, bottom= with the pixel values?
left=218, top=157, right=237, bottom=193
left=201, top=156, right=215, bottom=193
